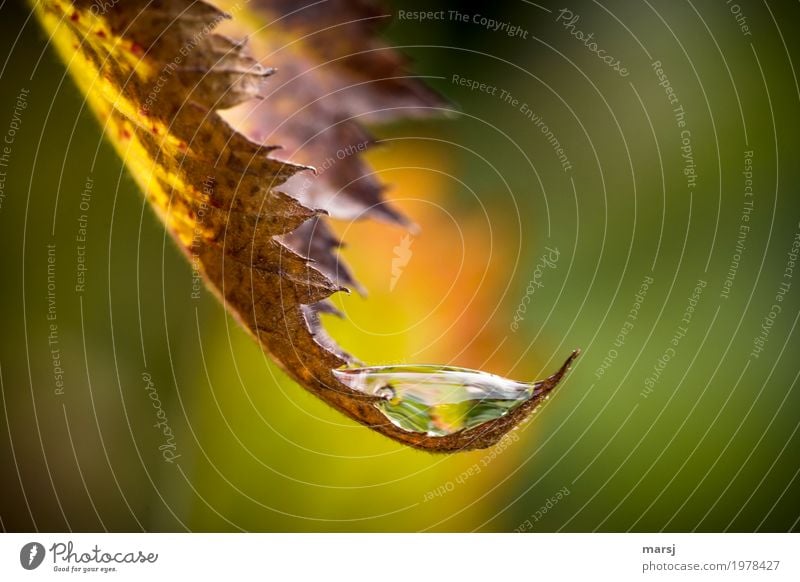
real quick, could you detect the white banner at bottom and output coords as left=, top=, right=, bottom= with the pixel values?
left=0, top=533, right=797, bottom=581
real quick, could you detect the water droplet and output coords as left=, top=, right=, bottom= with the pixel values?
left=333, top=365, right=547, bottom=437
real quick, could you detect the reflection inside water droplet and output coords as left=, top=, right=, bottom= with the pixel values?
left=375, top=384, right=395, bottom=401
left=333, top=365, right=546, bottom=437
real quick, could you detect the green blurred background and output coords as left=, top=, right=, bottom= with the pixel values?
left=1, top=0, right=799, bottom=532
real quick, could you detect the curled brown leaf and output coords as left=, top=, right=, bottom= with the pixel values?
left=32, top=0, right=576, bottom=452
